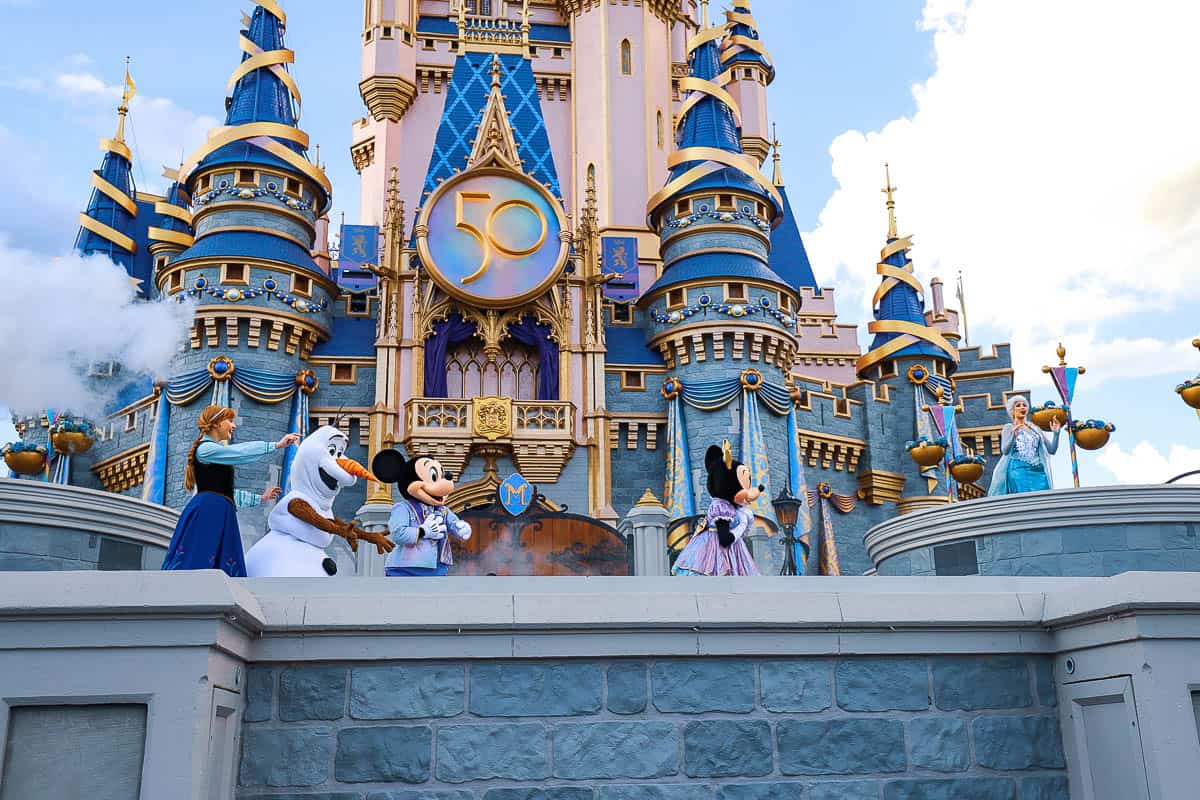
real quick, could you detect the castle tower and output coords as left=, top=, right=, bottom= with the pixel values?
left=160, top=1, right=334, bottom=515
left=146, top=168, right=195, bottom=270
left=854, top=165, right=961, bottom=516
left=721, top=1, right=773, bottom=164
left=75, top=63, right=139, bottom=284
left=640, top=11, right=797, bottom=568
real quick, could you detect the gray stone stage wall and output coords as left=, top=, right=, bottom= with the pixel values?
left=0, top=478, right=175, bottom=572
left=868, top=485, right=1200, bottom=578
left=3, top=572, right=1200, bottom=799
left=238, top=655, right=1065, bottom=800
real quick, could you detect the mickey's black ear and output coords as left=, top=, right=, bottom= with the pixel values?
left=705, top=445, right=724, bottom=472
left=372, top=449, right=407, bottom=484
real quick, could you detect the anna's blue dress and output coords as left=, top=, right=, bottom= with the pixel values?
left=987, top=424, right=1060, bottom=496
left=160, top=438, right=275, bottom=577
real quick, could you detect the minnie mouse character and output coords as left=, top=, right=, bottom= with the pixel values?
left=371, top=448, right=473, bottom=576
left=673, top=440, right=762, bottom=576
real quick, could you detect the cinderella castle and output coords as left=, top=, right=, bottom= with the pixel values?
left=9, top=0, right=1019, bottom=577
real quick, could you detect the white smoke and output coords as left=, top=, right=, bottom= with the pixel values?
left=0, top=237, right=195, bottom=418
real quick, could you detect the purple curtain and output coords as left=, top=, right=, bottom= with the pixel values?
left=507, top=315, right=559, bottom=400
left=425, top=312, right=478, bottom=398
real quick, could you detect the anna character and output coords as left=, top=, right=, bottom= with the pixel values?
left=987, top=395, right=1061, bottom=496
left=161, top=405, right=299, bottom=576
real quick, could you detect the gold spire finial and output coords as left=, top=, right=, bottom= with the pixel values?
left=1056, top=342, right=1067, bottom=366
left=882, top=162, right=898, bottom=239
left=114, top=57, right=136, bottom=144
left=490, top=53, right=502, bottom=91
left=770, top=122, right=784, bottom=187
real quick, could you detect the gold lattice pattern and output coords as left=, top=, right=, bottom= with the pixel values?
left=514, top=403, right=567, bottom=431
left=92, top=445, right=150, bottom=493
left=413, top=401, right=469, bottom=429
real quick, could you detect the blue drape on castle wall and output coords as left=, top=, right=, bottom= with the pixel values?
left=424, top=313, right=478, bottom=398
left=506, top=315, right=559, bottom=401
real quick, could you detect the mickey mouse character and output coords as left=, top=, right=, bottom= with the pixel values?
left=673, top=440, right=762, bottom=576
left=245, top=426, right=394, bottom=577
left=371, top=448, right=473, bottom=576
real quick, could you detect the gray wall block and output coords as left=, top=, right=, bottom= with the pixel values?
left=932, top=656, right=1032, bottom=710
left=470, top=663, right=603, bottom=717
left=835, top=657, right=929, bottom=712
left=436, top=723, right=550, bottom=782
left=683, top=719, right=773, bottom=778
left=334, top=725, right=432, bottom=783
left=759, top=660, right=832, bottom=713
left=883, top=779, right=1017, bottom=800
left=552, top=721, right=679, bottom=779
left=973, top=716, right=1065, bottom=770
left=278, top=665, right=346, bottom=721
left=777, top=719, right=906, bottom=775
left=606, top=662, right=648, bottom=714
left=350, top=664, right=465, bottom=719
left=652, top=660, right=755, bottom=713
left=714, top=782, right=806, bottom=800
left=239, top=728, right=334, bottom=787
left=907, top=718, right=969, bottom=772
left=1019, top=776, right=1070, bottom=800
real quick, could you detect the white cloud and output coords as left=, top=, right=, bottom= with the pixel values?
left=1096, top=440, right=1200, bottom=485
left=8, top=69, right=218, bottom=196
left=804, top=0, right=1200, bottom=378
left=0, top=237, right=194, bottom=419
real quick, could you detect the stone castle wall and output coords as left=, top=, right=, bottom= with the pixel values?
left=238, top=654, right=1066, bottom=799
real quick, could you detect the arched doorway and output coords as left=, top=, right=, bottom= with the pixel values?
left=454, top=505, right=632, bottom=576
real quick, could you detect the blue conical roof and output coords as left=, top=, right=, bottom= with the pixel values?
left=862, top=236, right=956, bottom=372
left=721, top=2, right=774, bottom=81
left=226, top=6, right=298, bottom=130
left=770, top=186, right=817, bottom=291
left=75, top=148, right=136, bottom=275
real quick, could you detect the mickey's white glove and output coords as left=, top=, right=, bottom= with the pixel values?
left=454, top=519, right=472, bottom=541
left=419, top=516, right=446, bottom=540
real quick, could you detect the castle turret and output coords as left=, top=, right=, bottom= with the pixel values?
left=721, top=1, right=773, bottom=164
left=75, top=64, right=138, bottom=279
left=147, top=167, right=195, bottom=270
left=161, top=1, right=334, bottom=513
left=641, top=10, right=797, bottom=567
left=854, top=164, right=958, bottom=381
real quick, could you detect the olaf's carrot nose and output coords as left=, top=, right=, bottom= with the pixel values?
left=337, top=458, right=378, bottom=482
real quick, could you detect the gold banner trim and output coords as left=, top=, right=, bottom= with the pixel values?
left=179, top=122, right=329, bottom=209
left=665, top=145, right=783, bottom=210
left=686, top=25, right=727, bottom=55
left=881, top=235, right=912, bottom=260
left=148, top=226, right=195, bottom=248
left=677, top=77, right=742, bottom=127
left=91, top=173, right=137, bottom=216
left=78, top=213, right=136, bottom=253
left=258, top=0, right=286, bottom=24
left=228, top=34, right=302, bottom=116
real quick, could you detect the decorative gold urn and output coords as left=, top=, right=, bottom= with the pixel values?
left=1177, top=380, right=1200, bottom=410
left=1072, top=420, right=1115, bottom=451
left=908, top=443, right=946, bottom=468
left=51, top=431, right=94, bottom=456
left=1030, top=403, right=1069, bottom=431
left=949, top=460, right=985, bottom=483
left=3, top=449, right=47, bottom=475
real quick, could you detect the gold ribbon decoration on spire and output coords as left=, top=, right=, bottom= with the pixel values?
left=83, top=60, right=139, bottom=255
left=179, top=3, right=330, bottom=211
left=721, top=5, right=774, bottom=70
left=646, top=9, right=781, bottom=223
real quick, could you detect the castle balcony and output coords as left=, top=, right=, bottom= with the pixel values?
left=402, top=396, right=575, bottom=483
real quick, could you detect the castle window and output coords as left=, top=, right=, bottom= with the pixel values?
left=675, top=199, right=690, bottom=216
left=934, top=361, right=947, bottom=377
left=154, top=256, right=168, bottom=274
left=221, top=263, right=248, bottom=285
left=284, top=178, right=301, bottom=198
left=197, top=174, right=211, bottom=192
left=403, top=30, right=412, bottom=44
left=237, top=169, right=256, bottom=187
left=382, top=26, right=393, bottom=39
left=656, top=110, right=664, bottom=148
left=423, top=38, right=434, bottom=50
left=779, top=293, right=791, bottom=313
left=364, top=29, right=373, bottom=42
left=587, top=163, right=596, bottom=184
left=450, top=41, right=459, bottom=52
left=621, top=371, right=646, bottom=391
left=881, top=360, right=898, bottom=379
left=756, top=202, right=766, bottom=218
left=610, top=302, right=633, bottom=325
left=348, top=293, right=370, bottom=316
left=667, top=288, right=686, bottom=309
left=124, top=412, right=136, bottom=432
left=744, top=68, right=754, bottom=79
left=291, top=274, right=312, bottom=297
left=717, top=194, right=735, bottom=211
left=725, top=282, right=746, bottom=301
left=331, top=364, right=357, bottom=384
left=620, top=40, right=632, bottom=75
left=529, top=45, right=537, bottom=56
left=167, top=271, right=183, bottom=293
left=553, top=47, right=564, bottom=58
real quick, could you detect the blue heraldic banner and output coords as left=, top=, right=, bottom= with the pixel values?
left=339, top=225, right=380, bottom=291
left=601, top=236, right=638, bottom=302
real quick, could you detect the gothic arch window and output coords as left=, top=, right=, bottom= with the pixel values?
left=587, top=163, right=596, bottom=183
left=656, top=110, right=664, bottom=148
left=445, top=339, right=539, bottom=400
left=620, top=39, right=633, bottom=75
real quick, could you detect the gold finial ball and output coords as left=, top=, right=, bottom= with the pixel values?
left=1193, top=338, right=1200, bottom=350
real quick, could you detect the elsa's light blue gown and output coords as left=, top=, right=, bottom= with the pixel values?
left=987, top=424, right=1060, bottom=496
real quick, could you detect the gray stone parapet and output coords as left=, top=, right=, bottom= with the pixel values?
left=622, top=498, right=669, bottom=576
left=0, top=477, right=178, bottom=571
left=866, top=484, right=1200, bottom=577
left=2, top=572, right=1199, bottom=798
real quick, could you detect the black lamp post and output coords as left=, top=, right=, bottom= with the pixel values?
left=772, top=485, right=804, bottom=576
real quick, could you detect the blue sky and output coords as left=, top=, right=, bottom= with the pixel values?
left=2, top=0, right=1197, bottom=485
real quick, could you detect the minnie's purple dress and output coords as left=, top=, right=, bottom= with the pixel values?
left=674, top=498, right=761, bottom=576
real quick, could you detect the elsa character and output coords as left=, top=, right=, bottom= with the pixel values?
left=987, top=395, right=1062, bottom=496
